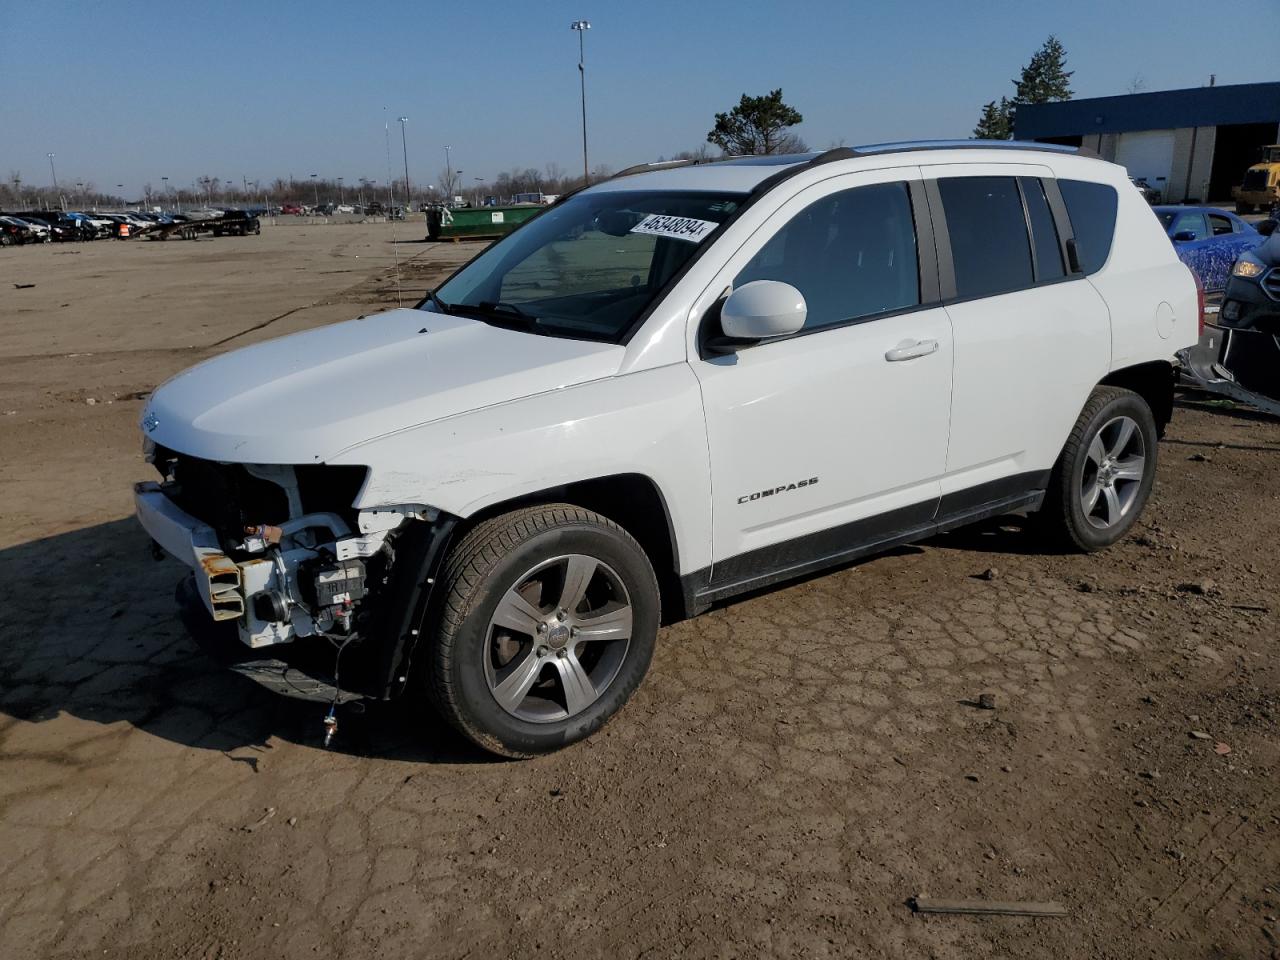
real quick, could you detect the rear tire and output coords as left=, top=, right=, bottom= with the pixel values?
left=1036, top=386, right=1158, bottom=552
left=427, top=505, right=659, bottom=758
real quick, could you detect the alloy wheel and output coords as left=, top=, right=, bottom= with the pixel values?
left=1079, top=415, right=1146, bottom=530
left=483, top=554, right=633, bottom=723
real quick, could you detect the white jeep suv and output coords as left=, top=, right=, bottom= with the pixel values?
left=135, top=141, right=1200, bottom=756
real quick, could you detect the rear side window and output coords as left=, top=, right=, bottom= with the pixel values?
left=1058, top=179, right=1119, bottom=274
left=734, top=181, right=920, bottom=331
left=1020, top=177, right=1065, bottom=281
left=937, top=176, right=1033, bottom=299
left=1207, top=213, right=1235, bottom=236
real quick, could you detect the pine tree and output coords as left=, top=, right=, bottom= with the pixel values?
left=1013, top=35, right=1073, bottom=104
left=707, top=90, right=805, bottom=156
left=972, top=36, right=1072, bottom=139
left=973, top=98, right=1013, bottom=140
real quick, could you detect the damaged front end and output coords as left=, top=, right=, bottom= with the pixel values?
left=135, top=447, right=453, bottom=712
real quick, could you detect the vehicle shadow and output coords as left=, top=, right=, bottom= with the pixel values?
left=0, top=518, right=498, bottom=764
left=1175, top=394, right=1280, bottom=425
left=921, top=513, right=1066, bottom=557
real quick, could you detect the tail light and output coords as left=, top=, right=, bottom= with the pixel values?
left=1193, top=269, right=1205, bottom=336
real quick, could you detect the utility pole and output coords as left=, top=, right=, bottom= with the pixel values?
left=571, top=20, right=591, bottom=185
left=338, top=177, right=344, bottom=205
left=444, top=145, right=453, bottom=201
left=397, top=117, right=411, bottom=209
left=47, top=153, right=61, bottom=209
left=310, top=173, right=319, bottom=208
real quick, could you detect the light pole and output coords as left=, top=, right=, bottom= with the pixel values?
left=456, top=171, right=464, bottom=205
left=474, top=177, right=485, bottom=206
left=310, top=173, right=319, bottom=208
left=161, top=176, right=169, bottom=212
left=444, top=145, right=453, bottom=200
left=337, top=177, right=344, bottom=205
left=397, top=117, right=411, bottom=209
left=571, top=20, right=591, bottom=185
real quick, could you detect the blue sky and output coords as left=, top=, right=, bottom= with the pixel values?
left=4, top=0, right=1278, bottom=198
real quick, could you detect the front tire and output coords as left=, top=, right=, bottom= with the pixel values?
left=1037, top=386, right=1158, bottom=551
left=427, top=505, right=659, bottom=757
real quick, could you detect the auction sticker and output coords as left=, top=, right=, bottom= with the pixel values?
left=630, top=214, right=718, bottom=243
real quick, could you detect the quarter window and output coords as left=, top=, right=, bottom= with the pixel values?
left=937, top=177, right=1034, bottom=299
left=1058, top=179, right=1120, bottom=273
left=734, top=182, right=920, bottom=331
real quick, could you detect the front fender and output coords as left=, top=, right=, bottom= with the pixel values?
left=330, top=364, right=713, bottom=575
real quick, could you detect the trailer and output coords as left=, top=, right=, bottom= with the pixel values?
left=148, top=210, right=261, bottom=240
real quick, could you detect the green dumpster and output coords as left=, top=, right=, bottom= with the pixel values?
left=427, top=204, right=542, bottom=241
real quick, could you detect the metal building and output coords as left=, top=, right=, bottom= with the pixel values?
left=1014, top=82, right=1280, bottom=203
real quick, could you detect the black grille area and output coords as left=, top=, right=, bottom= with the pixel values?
left=166, top=455, right=289, bottom=543
left=1263, top=269, right=1280, bottom=302
left=155, top=451, right=367, bottom=549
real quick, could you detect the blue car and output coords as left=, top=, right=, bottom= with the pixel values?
left=1154, top=206, right=1262, bottom=293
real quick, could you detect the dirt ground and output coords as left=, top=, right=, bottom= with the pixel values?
left=1, top=222, right=1278, bottom=960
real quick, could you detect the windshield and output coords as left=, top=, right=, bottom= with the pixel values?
left=427, top=190, right=744, bottom=342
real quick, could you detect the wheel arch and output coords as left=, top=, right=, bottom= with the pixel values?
left=457, top=473, right=686, bottom=624
left=1099, top=359, right=1175, bottom=436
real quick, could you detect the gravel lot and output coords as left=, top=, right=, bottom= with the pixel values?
left=1, top=221, right=1278, bottom=960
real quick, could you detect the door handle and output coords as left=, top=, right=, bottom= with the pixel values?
left=885, top=338, right=939, bottom=362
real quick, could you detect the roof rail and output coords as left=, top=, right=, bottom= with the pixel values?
left=576, top=139, right=1096, bottom=201
left=609, top=154, right=746, bottom=181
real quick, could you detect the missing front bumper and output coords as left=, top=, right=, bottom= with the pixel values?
left=134, top=481, right=245, bottom=620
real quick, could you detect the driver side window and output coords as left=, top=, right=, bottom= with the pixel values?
left=734, top=182, right=920, bottom=331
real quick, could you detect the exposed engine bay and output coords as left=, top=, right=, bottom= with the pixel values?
left=134, top=446, right=447, bottom=722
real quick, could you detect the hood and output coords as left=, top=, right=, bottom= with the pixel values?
left=144, top=308, right=624, bottom=464
left=1253, top=231, right=1280, bottom=266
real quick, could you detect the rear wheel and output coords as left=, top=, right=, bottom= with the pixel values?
left=1036, top=386, right=1157, bottom=551
left=427, top=505, right=659, bottom=757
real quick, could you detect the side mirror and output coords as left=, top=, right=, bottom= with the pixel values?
left=720, top=280, right=807, bottom=342
left=1173, top=230, right=1197, bottom=243
left=1257, top=219, right=1277, bottom=237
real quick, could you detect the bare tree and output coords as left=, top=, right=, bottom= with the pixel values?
left=1126, top=73, right=1147, bottom=95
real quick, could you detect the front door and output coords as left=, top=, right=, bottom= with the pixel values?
left=691, top=169, right=954, bottom=595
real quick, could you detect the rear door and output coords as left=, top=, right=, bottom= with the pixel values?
left=925, top=165, right=1111, bottom=504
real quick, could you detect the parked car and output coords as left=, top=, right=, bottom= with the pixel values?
left=11, top=216, right=52, bottom=242
left=336, top=204, right=355, bottom=214
left=1128, top=177, right=1161, bottom=204
left=0, top=216, right=37, bottom=245
left=17, top=212, right=93, bottom=241
left=1217, top=218, right=1280, bottom=333
left=1155, top=205, right=1263, bottom=293
left=280, top=203, right=303, bottom=215
left=135, top=142, right=1198, bottom=757
left=211, top=209, right=261, bottom=236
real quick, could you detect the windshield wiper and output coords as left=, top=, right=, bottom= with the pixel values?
left=463, top=300, right=545, bottom=332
